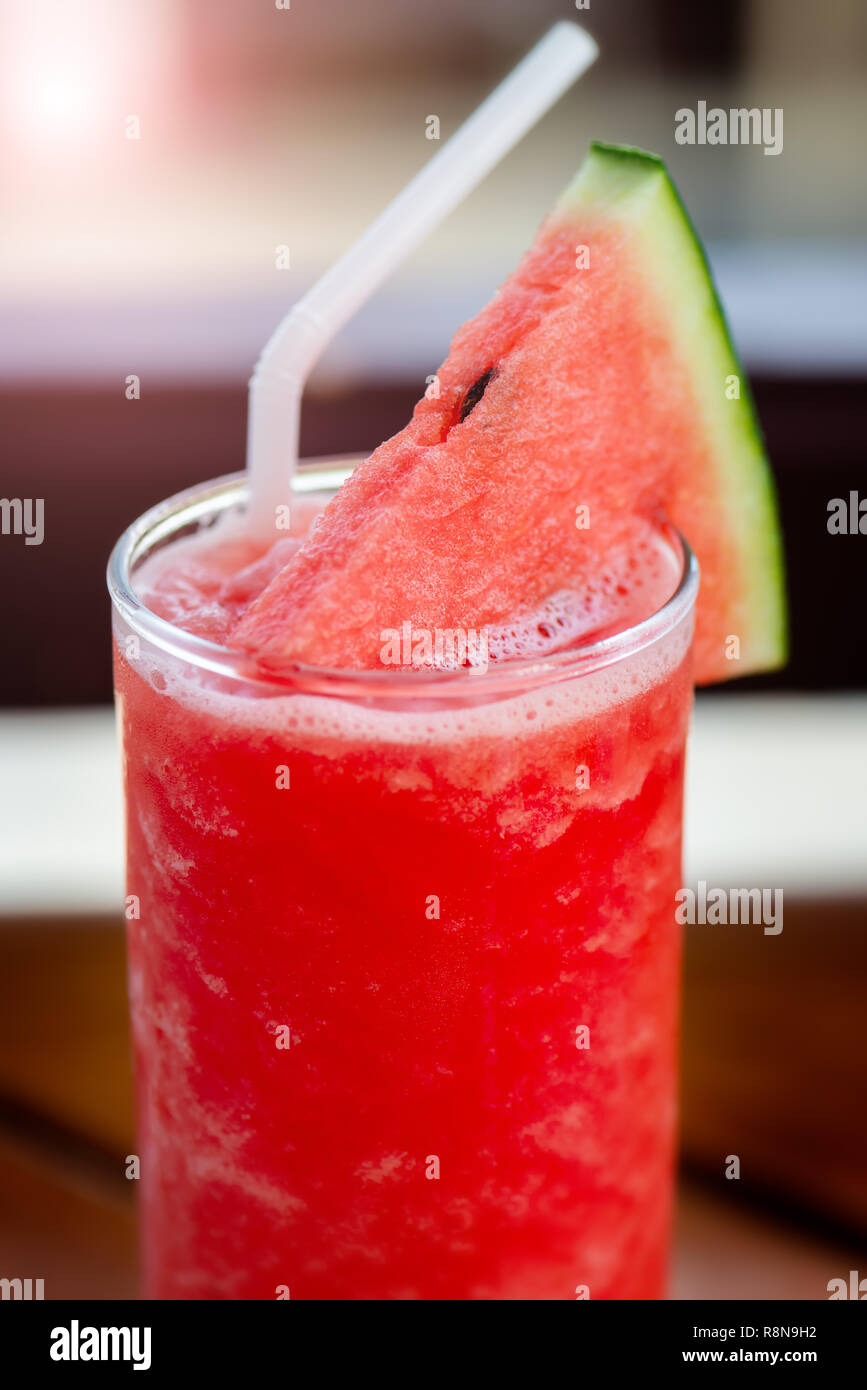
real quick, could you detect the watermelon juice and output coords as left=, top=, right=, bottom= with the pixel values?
left=108, top=462, right=698, bottom=1301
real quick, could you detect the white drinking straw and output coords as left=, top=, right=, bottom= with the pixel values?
left=246, top=21, right=598, bottom=534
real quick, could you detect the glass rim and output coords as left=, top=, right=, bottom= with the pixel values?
left=107, top=458, right=700, bottom=700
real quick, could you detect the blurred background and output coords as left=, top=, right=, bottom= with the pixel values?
left=1, top=0, right=866, bottom=1299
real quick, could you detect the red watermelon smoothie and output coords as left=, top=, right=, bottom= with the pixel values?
left=109, top=461, right=698, bottom=1301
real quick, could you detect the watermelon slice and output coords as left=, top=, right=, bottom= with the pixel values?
left=234, top=143, right=786, bottom=683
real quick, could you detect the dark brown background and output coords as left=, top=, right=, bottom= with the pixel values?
left=3, top=375, right=866, bottom=707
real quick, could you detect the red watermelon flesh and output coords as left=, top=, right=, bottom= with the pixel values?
left=234, top=144, right=786, bottom=684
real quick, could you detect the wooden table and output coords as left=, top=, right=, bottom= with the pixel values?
left=1, top=912, right=864, bottom=1300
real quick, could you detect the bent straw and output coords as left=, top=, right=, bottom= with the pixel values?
left=246, top=21, right=598, bottom=533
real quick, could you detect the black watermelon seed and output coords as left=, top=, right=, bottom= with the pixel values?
left=459, top=368, right=495, bottom=423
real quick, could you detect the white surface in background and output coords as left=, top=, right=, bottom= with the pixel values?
left=683, top=696, right=867, bottom=897
left=0, top=696, right=865, bottom=917
left=2, top=243, right=866, bottom=384
left=0, top=708, right=124, bottom=916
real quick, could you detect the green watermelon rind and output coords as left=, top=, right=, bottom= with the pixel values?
left=557, top=142, right=788, bottom=675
